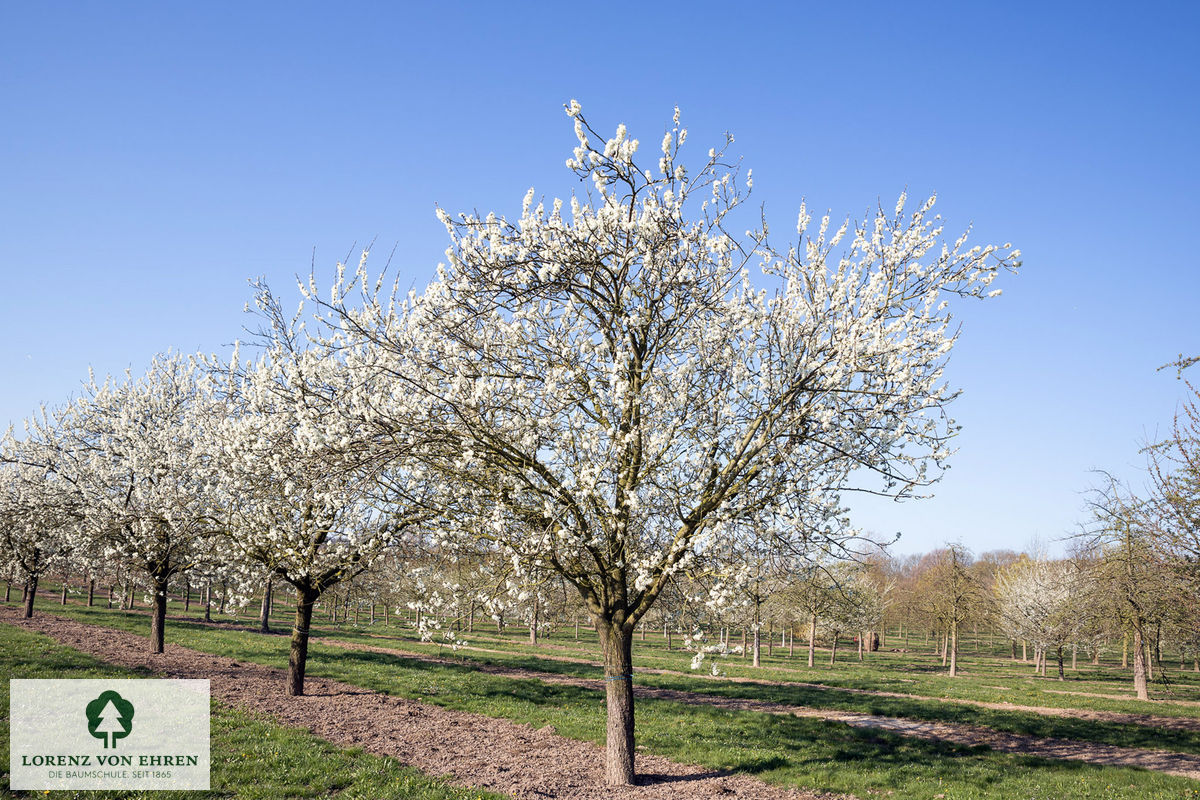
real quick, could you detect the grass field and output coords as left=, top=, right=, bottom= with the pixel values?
left=0, top=621, right=504, bottom=800
left=6, top=588, right=1200, bottom=799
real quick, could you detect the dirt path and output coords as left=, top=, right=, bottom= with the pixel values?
left=337, top=629, right=1200, bottom=735
left=0, top=607, right=840, bottom=800
left=312, top=635, right=1200, bottom=781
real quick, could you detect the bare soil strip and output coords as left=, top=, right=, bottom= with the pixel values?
left=314, top=635, right=1200, bottom=781
left=0, top=607, right=838, bottom=800
left=341, top=629, right=1200, bottom=735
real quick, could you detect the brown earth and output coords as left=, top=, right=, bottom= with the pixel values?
left=0, top=605, right=842, bottom=800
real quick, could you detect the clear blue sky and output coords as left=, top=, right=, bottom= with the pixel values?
left=2, top=2, right=1196, bottom=557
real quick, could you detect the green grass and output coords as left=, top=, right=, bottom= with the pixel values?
left=318, top=627, right=1200, bottom=755
left=8, top=596, right=1200, bottom=799
left=0, top=622, right=506, bottom=800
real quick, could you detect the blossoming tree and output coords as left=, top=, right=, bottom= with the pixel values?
left=209, top=288, right=437, bottom=695
left=313, top=102, right=1019, bottom=784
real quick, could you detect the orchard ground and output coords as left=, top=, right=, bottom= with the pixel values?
left=6, top=585, right=1200, bottom=799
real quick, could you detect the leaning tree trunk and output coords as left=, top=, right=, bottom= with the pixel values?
left=150, top=575, right=169, bottom=654
left=23, top=576, right=38, bottom=618
left=288, top=586, right=319, bottom=696
left=598, top=620, right=635, bottom=786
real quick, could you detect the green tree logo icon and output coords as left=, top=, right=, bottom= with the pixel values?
left=86, top=690, right=134, bottom=749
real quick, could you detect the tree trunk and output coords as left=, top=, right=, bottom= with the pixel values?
left=949, top=620, right=958, bottom=677
left=788, top=628, right=794, bottom=658
left=530, top=595, right=539, bottom=645
left=598, top=620, right=635, bottom=786
left=741, top=627, right=747, bottom=659
left=219, top=579, right=227, bottom=614
left=1057, top=645, right=1065, bottom=681
left=807, top=614, right=817, bottom=668
left=60, top=578, right=68, bottom=605
left=23, top=576, right=37, bottom=618
left=288, top=587, right=318, bottom=696
left=1133, top=624, right=1149, bottom=700
left=941, top=631, right=949, bottom=666
left=150, top=577, right=169, bottom=654
left=1022, top=640, right=1027, bottom=662
left=107, top=584, right=114, bottom=609
left=184, top=579, right=190, bottom=611
left=857, top=632, right=864, bottom=661
left=829, top=630, right=839, bottom=666
left=752, top=626, right=761, bottom=668
left=203, top=581, right=212, bottom=622
left=259, top=579, right=273, bottom=634
left=1071, top=643, right=1077, bottom=671
left=87, top=578, right=95, bottom=607
left=1123, top=631, right=1129, bottom=669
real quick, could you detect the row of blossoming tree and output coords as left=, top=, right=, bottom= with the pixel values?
left=0, top=102, right=1019, bottom=785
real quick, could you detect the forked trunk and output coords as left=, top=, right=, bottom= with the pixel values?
left=151, top=577, right=169, bottom=654
left=598, top=620, right=635, bottom=786
left=288, top=586, right=319, bottom=696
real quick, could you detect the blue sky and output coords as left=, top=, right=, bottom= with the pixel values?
left=2, top=2, right=1196, bottom=557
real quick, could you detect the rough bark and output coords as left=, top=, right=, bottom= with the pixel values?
left=598, top=620, right=635, bottom=786
left=87, top=579, right=95, bottom=607
left=23, top=576, right=37, bottom=618
left=1133, top=625, right=1150, bottom=700
left=287, top=586, right=319, bottom=696
left=150, top=576, right=169, bottom=653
